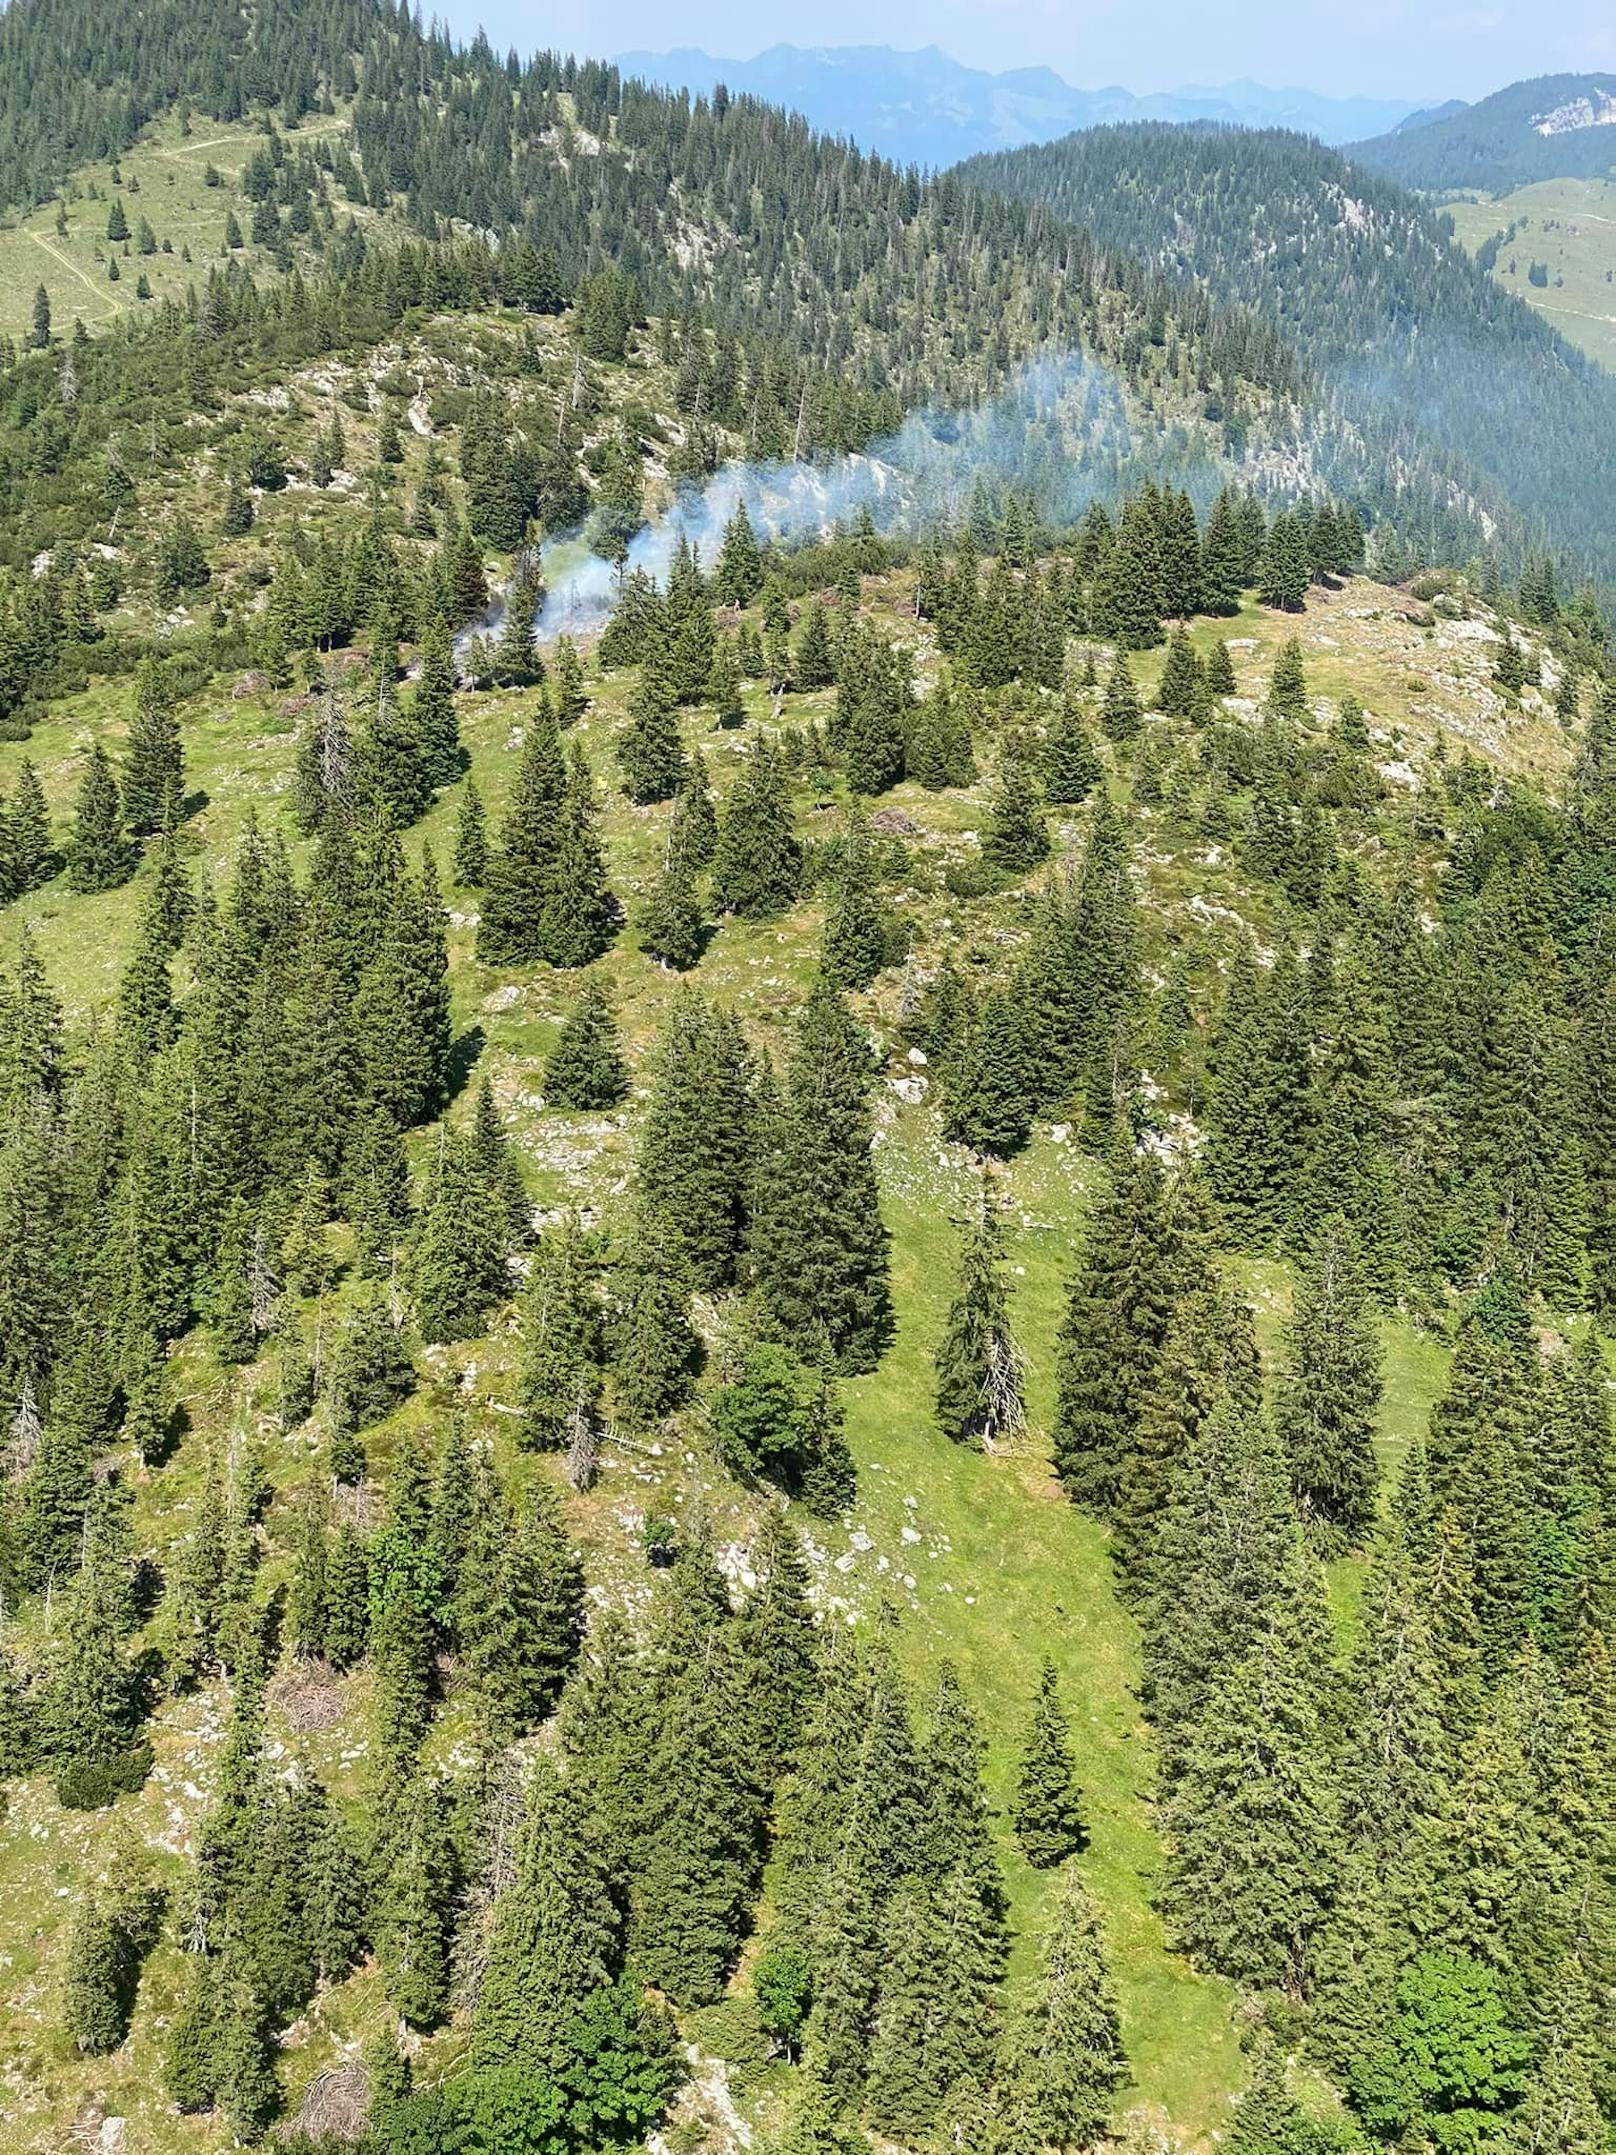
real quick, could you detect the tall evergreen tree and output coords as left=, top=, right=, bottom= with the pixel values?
left=611, top=1205, right=700, bottom=1425
left=619, top=654, right=687, bottom=805
left=66, top=744, right=131, bottom=894
left=1275, top=1214, right=1384, bottom=1543
left=820, top=805, right=885, bottom=993
left=712, top=741, right=801, bottom=920
left=934, top=1197, right=1024, bottom=1446
left=983, top=744, right=1052, bottom=875
left=123, top=659, right=186, bottom=837
left=1000, top=1865, right=1127, bottom=2152
left=1162, top=1544, right=1342, bottom=1993
left=636, top=992, right=753, bottom=1291
left=944, top=988, right=1035, bottom=1158
left=752, top=984, right=892, bottom=1372
left=1100, top=655, right=1143, bottom=743
left=1013, top=1657, right=1086, bottom=1868
left=410, top=1128, right=511, bottom=1343
left=1051, top=1149, right=1204, bottom=1515
left=471, top=1753, right=619, bottom=2074
left=544, top=979, right=627, bottom=1110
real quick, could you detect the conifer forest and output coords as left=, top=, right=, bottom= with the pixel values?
left=1, top=3, right=1616, bottom=2152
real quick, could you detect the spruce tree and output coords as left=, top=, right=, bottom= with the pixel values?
left=371, top=1771, right=455, bottom=2028
left=62, top=1869, right=162, bottom=2056
left=737, top=1509, right=820, bottom=1782
left=549, top=747, right=615, bottom=969
left=123, top=659, right=186, bottom=836
left=453, top=779, right=488, bottom=886
left=468, top=681, right=556, bottom=920
left=1000, top=1865, right=1127, bottom=2152
left=1043, top=693, right=1102, bottom=805
left=410, top=1128, right=512, bottom=1343
left=544, top=979, right=627, bottom=1110
left=1162, top=1545, right=1342, bottom=1991
left=1091, top=499, right=1164, bottom=650
left=1275, top=1214, right=1383, bottom=1543
left=288, top=1477, right=332, bottom=1661
left=794, top=599, right=836, bottom=689
left=471, top=1753, right=618, bottom=2074
left=1269, top=638, right=1309, bottom=720
left=1115, top=1281, right=1262, bottom=1589
left=1204, top=942, right=1314, bottom=1249
left=353, top=854, right=453, bottom=1129
left=620, top=655, right=687, bottom=804
left=627, top=1573, right=766, bottom=2005
left=44, top=1553, right=147, bottom=1808
left=706, top=636, right=745, bottom=727
left=636, top=992, right=753, bottom=1291
left=552, top=636, right=589, bottom=725
left=1100, top=655, right=1143, bottom=743
left=324, top=1526, right=370, bottom=1669
left=864, top=1865, right=998, bottom=2138
left=117, top=878, right=179, bottom=1058
left=1013, top=1657, right=1086, bottom=1867
left=460, top=1483, right=584, bottom=1740
left=612, top=1205, right=700, bottom=1425
left=370, top=1563, right=436, bottom=1774
left=640, top=847, right=705, bottom=970
left=715, top=500, right=765, bottom=606
left=343, top=1100, right=413, bottom=1275
left=1142, top=1401, right=1298, bottom=1782
left=796, top=1354, right=859, bottom=1518
left=672, top=754, right=718, bottom=868
left=9, top=762, right=52, bottom=891
left=983, top=745, right=1051, bottom=875
left=1258, top=513, right=1312, bottom=611
left=820, top=806, right=885, bottom=992
left=712, top=740, right=801, bottom=919
left=934, top=1198, right=1024, bottom=1446
left=326, top=1285, right=415, bottom=1435
left=1051, top=1148, right=1203, bottom=1515
left=414, top=614, right=461, bottom=786
left=1155, top=625, right=1203, bottom=718
left=752, top=983, right=892, bottom=1372
left=66, top=744, right=131, bottom=894
left=943, top=988, right=1034, bottom=1157
left=1199, top=490, right=1247, bottom=616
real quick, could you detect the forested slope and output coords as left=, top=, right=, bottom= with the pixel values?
left=957, top=122, right=1616, bottom=596
left=0, top=7, right=1615, bottom=2155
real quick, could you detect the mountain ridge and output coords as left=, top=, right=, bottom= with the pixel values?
left=955, top=119, right=1616, bottom=595
left=1350, top=70, right=1616, bottom=190
left=614, top=41, right=1426, bottom=162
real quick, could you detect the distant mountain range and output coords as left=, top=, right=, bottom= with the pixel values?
left=1351, top=73, right=1616, bottom=191
left=615, top=43, right=1426, bottom=164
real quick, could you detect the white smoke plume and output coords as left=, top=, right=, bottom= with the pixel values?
left=532, top=345, right=1230, bottom=641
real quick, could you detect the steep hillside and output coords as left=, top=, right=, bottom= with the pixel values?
left=0, top=421, right=1608, bottom=2154
left=1, top=10, right=1616, bottom=2155
left=1441, top=177, right=1616, bottom=371
left=1351, top=72, right=1616, bottom=191
left=0, top=107, right=382, bottom=346
left=956, top=122, right=1616, bottom=593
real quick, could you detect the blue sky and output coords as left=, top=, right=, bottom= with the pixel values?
left=450, top=0, right=1615, bottom=103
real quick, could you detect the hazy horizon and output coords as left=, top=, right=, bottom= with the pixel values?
left=445, top=1, right=1616, bottom=105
